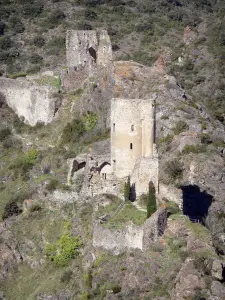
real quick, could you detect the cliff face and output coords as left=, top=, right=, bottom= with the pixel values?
left=0, top=26, right=225, bottom=299
left=0, top=78, right=58, bottom=126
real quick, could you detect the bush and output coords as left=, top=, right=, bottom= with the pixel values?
left=166, top=201, right=180, bottom=215
left=0, top=127, right=11, bottom=141
left=182, top=144, right=206, bottom=154
left=32, top=36, right=45, bottom=48
left=61, top=119, right=86, bottom=144
left=2, top=201, right=22, bottom=220
left=124, top=176, right=131, bottom=201
left=29, top=54, right=43, bottom=64
left=164, top=159, right=183, bottom=182
left=9, top=149, right=39, bottom=178
left=28, top=203, right=42, bottom=213
left=173, top=120, right=189, bottom=135
left=45, top=226, right=82, bottom=266
left=147, top=181, right=157, bottom=218
left=60, top=269, right=73, bottom=283
left=82, top=112, right=98, bottom=131
left=45, top=179, right=60, bottom=192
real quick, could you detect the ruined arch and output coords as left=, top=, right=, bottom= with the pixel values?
left=98, top=162, right=112, bottom=180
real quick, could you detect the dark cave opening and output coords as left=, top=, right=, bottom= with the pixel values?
left=180, top=185, right=213, bottom=223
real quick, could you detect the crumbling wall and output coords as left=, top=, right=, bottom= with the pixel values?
left=93, top=207, right=167, bottom=253
left=131, top=157, right=159, bottom=197
left=93, top=222, right=144, bottom=254
left=63, top=30, right=112, bottom=90
left=0, top=78, right=57, bottom=126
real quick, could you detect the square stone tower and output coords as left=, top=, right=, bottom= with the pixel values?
left=62, top=29, right=112, bottom=90
left=111, top=98, right=158, bottom=196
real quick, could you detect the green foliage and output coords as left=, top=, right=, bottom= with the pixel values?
left=82, top=112, right=98, bottom=131
left=9, top=149, right=39, bottom=177
left=182, top=144, right=206, bottom=154
left=8, top=72, right=27, bottom=79
left=106, top=203, right=146, bottom=228
left=166, top=201, right=180, bottom=215
left=45, top=179, right=60, bottom=192
left=164, top=159, right=183, bottom=182
left=28, top=202, right=42, bottom=213
left=45, top=221, right=82, bottom=266
left=173, top=120, right=189, bottom=135
left=124, top=176, right=131, bottom=201
left=147, top=181, right=157, bottom=218
left=61, top=119, right=86, bottom=144
left=0, top=127, right=11, bottom=141
left=60, top=269, right=73, bottom=283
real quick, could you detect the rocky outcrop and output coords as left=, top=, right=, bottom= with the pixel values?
left=171, top=258, right=206, bottom=300
left=0, top=222, right=22, bottom=279
left=143, top=207, right=167, bottom=249
left=0, top=78, right=58, bottom=126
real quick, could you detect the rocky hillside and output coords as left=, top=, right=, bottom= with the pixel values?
left=0, top=0, right=225, bottom=300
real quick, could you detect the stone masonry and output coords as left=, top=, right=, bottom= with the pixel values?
left=62, top=29, right=112, bottom=90
left=111, top=98, right=159, bottom=196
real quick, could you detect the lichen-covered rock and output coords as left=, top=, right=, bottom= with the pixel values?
left=171, top=258, right=206, bottom=300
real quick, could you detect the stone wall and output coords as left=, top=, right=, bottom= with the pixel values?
left=93, top=207, right=167, bottom=253
left=131, top=157, right=159, bottom=197
left=63, top=30, right=112, bottom=90
left=93, top=222, right=144, bottom=254
left=0, top=78, right=58, bottom=126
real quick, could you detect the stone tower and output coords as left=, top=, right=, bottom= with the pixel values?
left=111, top=98, right=158, bottom=196
left=62, top=29, right=112, bottom=90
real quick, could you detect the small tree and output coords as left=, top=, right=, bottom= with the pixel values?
left=147, top=181, right=157, bottom=218
left=124, top=176, right=131, bottom=201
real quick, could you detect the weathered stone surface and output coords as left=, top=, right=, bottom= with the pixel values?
left=143, top=207, right=167, bottom=249
left=0, top=78, right=58, bottom=126
left=93, top=207, right=167, bottom=253
left=211, top=259, right=224, bottom=281
left=93, top=221, right=144, bottom=254
left=210, top=281, right=225, bottom=300
left=171, top=258, right=206, bottom=300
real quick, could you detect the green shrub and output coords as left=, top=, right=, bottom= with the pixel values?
left=9, top=149, right=39, bottom=177
left=29, top=54, right=43, bottom=64
left=61, top=119, right=86, bottom=144
left=0, top=127, right=11, bottom=141
left=182, top=144, right=206, bottom=154
left=166, top=201, right=180, bottom=215
left=124, top=176, right=131, bottom=201
left=45, top=227, right=82, bottom=266
left=147, top=181, right=157, bottom=218
left=60, top=269, right=73, bottom=283
left=32, top=36, right=45, bottom=48
left=82, top=112, right=98, bottom=131
left=164, top=159, right=183, bottom=182
left=173, top=120, right=189, bottom=135
left=28, top=202, right=42, bottom=213
left=45, top=179, right=60, bottom=192
left=8, top=72, right=27, bottom=79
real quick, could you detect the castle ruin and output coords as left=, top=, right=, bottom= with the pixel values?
left=111, top=98, right=158, bottom=197
left=62, top=30, right=112, bottom=90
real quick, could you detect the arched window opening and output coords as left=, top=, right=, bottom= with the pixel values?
left=130, top=143, right=133, bottom=150
left=131, top=125, right=134, bottom=131
left=113, top=123, right=115, bottom=132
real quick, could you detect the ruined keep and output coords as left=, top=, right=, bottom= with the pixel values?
left=62, top=30, right=112, bottom=90
left=111, top=98, right=158, bottom=196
